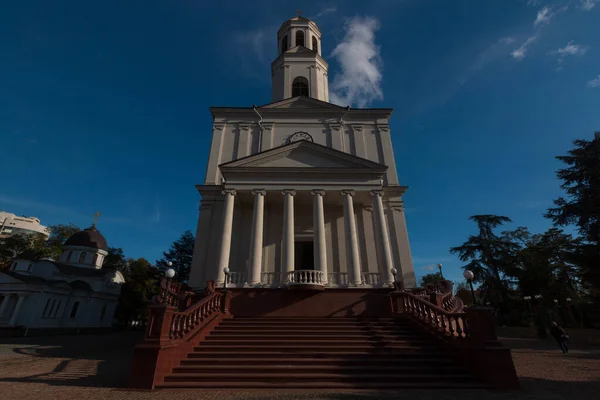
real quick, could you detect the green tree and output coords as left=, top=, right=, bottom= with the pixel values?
left=0, top=234, right=37, bottom=269
left=449, top=215, right=520, bottom=306
left=419, top=272, right=442, bottom=287
left=156, top=231, right=195, bottom=283
left=545, top=132, right=600, bottom=297
left=102, top=247, right=129, bottom=273
left=114, top=258, right=161, bottom=326
left=44, top=224, right=81, bottom=260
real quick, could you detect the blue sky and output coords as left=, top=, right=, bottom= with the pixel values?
left=1, top=0, right=599, bottom=285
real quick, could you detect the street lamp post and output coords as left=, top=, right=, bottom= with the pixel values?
left=222, top=267, right=230, bottom=293
left=463, top=270, right=477, bottom=305
left=163, top=262, right=175, bottom=305
left=437, top=263, right=444, bottom=280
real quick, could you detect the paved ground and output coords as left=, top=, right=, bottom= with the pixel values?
left=0, top=330, right=599, bottom=400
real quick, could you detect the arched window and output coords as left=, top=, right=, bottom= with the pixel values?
left=312, top=37, right=318, bottom=53
left=100, top=304, right=107, bottom=320
left=67, top=251, right=73, bottom=262
left=292, top=77, right=309, bottom=97
left=295, top=31, right=305, bottom=47
left=48, top=299, right=57, bottom=317
left=92, top=254, right=98, bottom=266
left=27, top=264, right=32, bottom=272
left=70, top=301, right=80, bottom=319
left=78, top=252, right=87, bottom=264
left=53, top=300, right=62, bottom=318
left=281, top=35, right=288, bottom=54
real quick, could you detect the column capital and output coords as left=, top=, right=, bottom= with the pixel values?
left=281, top=189, right=296, bottom=196
left=363, top=205, right=374, bottom=212
left=350, top=124, right=364, bottom=132
left=341, top=189, right=356, bottom=197
left=251, top=189, right=266, bottom=196
left=370, top=190, right=384, bottom=197
left=239, top=124, right=251, bottom=131
left=213, top=123, right=225, bottom=131
left=222, top=189, right=237, bottom=196
left=311, top=189, right=326, bottom=197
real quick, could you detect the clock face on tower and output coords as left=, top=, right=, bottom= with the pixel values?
left=288, top=131, right=314, bottom=143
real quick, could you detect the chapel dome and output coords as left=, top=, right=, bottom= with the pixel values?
left=64, top=225, right=108, bottom=251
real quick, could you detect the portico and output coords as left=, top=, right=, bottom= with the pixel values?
left=212, top=186, right=397, bottom=288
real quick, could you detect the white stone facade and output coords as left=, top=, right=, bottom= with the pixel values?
left=0, top=211, right=50, bottom=239
left=188, top=16, right=416, bottom=291
left=0, top=227, right=124, bottom=333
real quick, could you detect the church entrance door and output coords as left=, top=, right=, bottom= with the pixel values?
left=294, top=241, right=314, bottom=270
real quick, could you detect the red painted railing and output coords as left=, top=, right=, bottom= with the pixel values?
left=130, top=290, right=231, bottom=389
left=391, top=290, right=519, bottom=390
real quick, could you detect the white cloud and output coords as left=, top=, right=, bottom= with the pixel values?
left=329, top=16, right=383, bottom=108
left=549, top=41, right=588, bottom=67
left=309, top=7, right=337, bottom=19
left=511, top=34, right=538, bottom=60
left=581, top=0, right=600, bottom=10
left=527, top=0, right=542, bottom=6
left=534, top=7, right=553, bottom=26
left=588, top=75, right=600, bottom=87
left=233, top=28, right=268, bottom=63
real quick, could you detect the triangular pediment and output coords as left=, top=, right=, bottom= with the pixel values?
left=259, top=96, right=346, bottom=110
left=220, top=140, right=387, bottom=171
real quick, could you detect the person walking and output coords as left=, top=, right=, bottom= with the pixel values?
left=550, top=321, right=569, bottom=354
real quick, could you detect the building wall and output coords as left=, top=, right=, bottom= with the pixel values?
left=204, top=121, right=400, bottom=187
left=0, top=211, right=50, bottom=239
left=8, top=291, right=118, bottom=329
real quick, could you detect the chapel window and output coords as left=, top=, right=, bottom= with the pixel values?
left=78, top=252, right=87, bottom=264
left=281, top=35, right=288, bottom=54
left=312, top=37, right=318, bottom=53
left=70, top=301, right=79, bottom=319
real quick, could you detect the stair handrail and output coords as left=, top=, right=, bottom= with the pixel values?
left=169, top=290, right=226, bottom=341
left=392, top=291, right=470, bottom=340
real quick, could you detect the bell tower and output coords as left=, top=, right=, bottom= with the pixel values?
left=271, top=14, right=329, bottom=102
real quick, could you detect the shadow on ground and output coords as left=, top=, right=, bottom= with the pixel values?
left=0, top=330, right=144, bottom=388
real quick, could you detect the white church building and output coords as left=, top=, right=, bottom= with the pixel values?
left=0, top=224, right=125, bottom=336
left=188, top=15, right=416, bottom=291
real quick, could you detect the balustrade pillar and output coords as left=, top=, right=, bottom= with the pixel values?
left=282, top=189, right=296, bottom=276
left=248, top=190, right=266, bottom=285
left=216, top=189, right=236, bottom=284
left=311, top=190, right=328, bottom=284
left=371, top=190, right=395, bottom=285
left=342, top=190, right=362, bottom=286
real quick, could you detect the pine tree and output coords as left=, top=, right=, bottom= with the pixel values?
left=156, top=231, right=195, bottom=283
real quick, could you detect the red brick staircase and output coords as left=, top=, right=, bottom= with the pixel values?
left=157, top=316, right=484, bottom=389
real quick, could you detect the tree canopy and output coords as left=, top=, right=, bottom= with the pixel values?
left=156, top=231, right=195, bottom=283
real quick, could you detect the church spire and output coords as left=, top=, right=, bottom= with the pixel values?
left=271, top=15, right=329, bottom=102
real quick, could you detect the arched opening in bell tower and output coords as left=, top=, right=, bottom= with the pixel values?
left=292, top=77, right=309, bottom=97
left=295, top=31, right=305, bottom=47
left=281, top=35, right=288, bottom=54
left=312, top=37, right=318, bottom=53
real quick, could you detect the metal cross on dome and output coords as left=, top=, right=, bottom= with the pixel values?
left=93, top=211, right=100, bottom=225
left=296, top=9, right=302, bottom=16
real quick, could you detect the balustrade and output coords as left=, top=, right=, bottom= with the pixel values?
left=395, top=292, right=469, bottom=339
left=225, top=271, right=246, bottom=286
left=169, top=292, right=223, bottom=340
left=361, top=272, right=381, bottom=286
left=288, top=270, right=324, bottom=285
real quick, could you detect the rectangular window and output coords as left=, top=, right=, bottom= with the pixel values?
left=42, top=298, right=51, bottom=317
left=52, top=300, right=62, bottom=318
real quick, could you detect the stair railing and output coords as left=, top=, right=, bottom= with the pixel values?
left=391, top=290, right=519, bottom=390
left=130, top=290, right=231, bottom=389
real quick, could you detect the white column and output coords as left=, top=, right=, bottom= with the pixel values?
left=311, top=190, right=328, bottom=284
left=0, top=295, right=10, bottom=318
left=8, top=294, right=26, bottom=325
left=371, top=190, right=395, bottom=285
left=282, top=190, right=296, bottom=278
left=248, top=189, right=266, bottom=285
left=342, top=190, right=362, bottom=286
left=216, top=189, right=236, bottom=284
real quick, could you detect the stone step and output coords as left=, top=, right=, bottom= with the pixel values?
left=163, top=372, right=474, bottom=383
left=180, top=356, right=455, bottom=365
left=220, top=320, right=409, bottom=326
left=205, top=334, right=423, bottom=341
left=189, top=346, right=438, bottom=356
left=172, top=364, right=466, bottom=374
left=201, top=339, right=431, bottom=346
left=157, top=380, right=485, bottom=389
